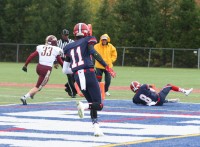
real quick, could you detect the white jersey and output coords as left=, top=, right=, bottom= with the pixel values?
left=57, top=39, right=74, bottom=58
left=36, top=45, right=63, bottom=67
left=57, top=39, right=74, bottom=49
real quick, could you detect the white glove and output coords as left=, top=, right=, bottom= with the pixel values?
left=62, top=61, right=73, bottom=74
left=147, top=101, right=157, bottom=106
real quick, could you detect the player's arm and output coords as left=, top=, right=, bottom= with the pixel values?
left=54, top=49, right=64, bottom=69
left=88, top=44, right=116, bottom=78
left=56, top=55, right=63, bottom=67
left=22, top=51, right=38, bottom=72
left=88, top=44, right=107, bottom=67
left=147, top=84, right=156, bottom=92
left=139, top=94, right=157, bottom=106
left=62, top=56, right=73, bottom=74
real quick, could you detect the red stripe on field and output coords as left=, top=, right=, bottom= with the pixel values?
left=1, top=82, right=200, bottom=92
left=102, top=116, right=160, bottom=123
left=0, top=83, right=130, bottom=90
left=104, top=109, right=200, bottom=116
left=0, top=127, right=25, bottom=132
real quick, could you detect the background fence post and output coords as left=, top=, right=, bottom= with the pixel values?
left=172, top=49, right=174, bottom=68
left=148, top=48, right=151, bottom=68
left=198, top=48, right=200, bottom=69
left=122, top=48, right=126, bottom=66
left=16, top=44, right=19, bottom=63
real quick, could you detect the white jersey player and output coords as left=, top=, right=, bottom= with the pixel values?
left=20, top=35, right=63, bottom=105
left=37, top=44, right=63, bottom=67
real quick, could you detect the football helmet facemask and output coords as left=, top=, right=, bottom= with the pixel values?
left=73, top=23, right=89, bottom=37
left=45, top=35, right=57, bottom=46
left=130, top=81, right=141, bottom=93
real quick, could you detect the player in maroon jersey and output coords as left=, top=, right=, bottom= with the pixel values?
left=20, top=35, right=63, bottom=105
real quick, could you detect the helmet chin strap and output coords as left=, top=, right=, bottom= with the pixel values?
left=76, top=36, right=84, bottom=40
left=133, top=87, right=138, bottom=92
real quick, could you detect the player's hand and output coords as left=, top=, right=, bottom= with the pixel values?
left=54, top=63, right=59, bottom=69
left=105, top=66, right=116, bottom=78
left=149, top=84, right=156, bottom=90
left=147, top=101, right=157, bottom=106
left=22, top=66, right=27, bottom=72
left=53, top=60, right=59, bottom=69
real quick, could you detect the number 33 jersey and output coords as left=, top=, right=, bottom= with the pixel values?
left=37, top=45, right=63, bottom=67
left=63, top=36, right=97, bottom=72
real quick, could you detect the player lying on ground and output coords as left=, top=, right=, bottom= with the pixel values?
left=20, top=35, right=63, bottom=105
left=62, top=23, right=116, bottom=137
left=130, top=81, right=193, bottom=106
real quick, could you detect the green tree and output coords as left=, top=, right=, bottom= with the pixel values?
left=153, top=0, right=178, bottom=66
left=171, top=0, right=200, bottom=48
left=154, top=0, right=178, bottom=48
left=170, top=0, right=200, bottom=67
left=114, top=0, right=157, bottom=47
left=114, top=0, right=136, bottom=46
left=0, top=0, right=7, bottom=42
left=70, top=0, right=91, bottom=28
left=2, top=0, right=32, bottom=43
left=94, top=0, right=117, bottom=41
left=23, top=0, right=72, bottom=43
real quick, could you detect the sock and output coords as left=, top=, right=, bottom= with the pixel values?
left=83, top=103, right=89, bottom=109
left=171, top=85, right=179, bottom=91
left=92, top=118, right=98, bottom=124
left=89, top=102, right=103, bottom=110
left=24, top=93, right=31, bottom=99
left=178, top=88, right=185, bottom=93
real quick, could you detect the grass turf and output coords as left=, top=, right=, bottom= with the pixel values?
left=0, top=62, right=199, bottom=105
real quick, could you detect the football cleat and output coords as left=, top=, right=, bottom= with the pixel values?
left=30, top=95, right=34, bottom=99
left=20, top=97, right=27, bottom=105
left=76, top=101, right=85, bottom=119
left=71, top=95, right=76, bottom=98
left=165, top=98, right=180, bottom=103
left=105, top=92, right=110, bottom=96
left=184, top=88, right=193, bottom=96
left=93, top=123, right=104, bottom=137
left=65, top=87, right=72, bottom=96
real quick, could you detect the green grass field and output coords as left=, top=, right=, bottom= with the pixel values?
left=0, top=62, right=199, bottom=105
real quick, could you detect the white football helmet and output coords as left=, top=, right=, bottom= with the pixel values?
left=45, top=35, right=57, bottom=46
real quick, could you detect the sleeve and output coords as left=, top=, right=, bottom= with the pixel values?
left=62, top=61, right=73, bottom=74
left=111, top=45, right=117, bottom=63
left=88, top=36, right=97, bottom=45
left=63, top=45, right=69, bottom=56
left=24, top=51, right=38, bottom=66
left=64, top=55, right=70, bottom=62
left=56, top=55, right=63, bottom=67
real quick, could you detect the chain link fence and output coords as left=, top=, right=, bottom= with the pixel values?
left=1, top=43, right=200, bottom=68
left=117, top=47, right=200, bottom=68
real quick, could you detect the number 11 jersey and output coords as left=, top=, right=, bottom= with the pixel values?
left=63, top=36, right=97, bottom=72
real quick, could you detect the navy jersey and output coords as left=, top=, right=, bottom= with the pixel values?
left=63, top=36, right=97, bottom=72
left=132, top=84, right=159, bottom=105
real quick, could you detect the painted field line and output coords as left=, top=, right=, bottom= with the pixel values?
left=98, top=133, right=200, bottom=147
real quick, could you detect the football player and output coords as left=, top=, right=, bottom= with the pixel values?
left=62, top=23, right=116, bottom=137
left=56, top=29, right=77, bottom=98
left=20, top=35, right=63, bottom=105
left=130, top=81, right=193, bottom=106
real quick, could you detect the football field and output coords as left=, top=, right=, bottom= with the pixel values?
left=0, top=63, right=200, bottom=146
left=0, top=100, right=199, bottom=147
